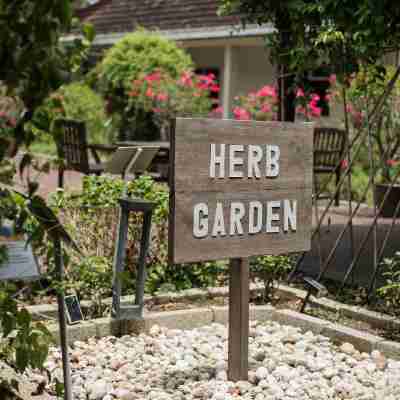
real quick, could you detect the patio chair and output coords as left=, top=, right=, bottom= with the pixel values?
left=313, top=127, right=346, bottom=206
left=55, top=119, right=114, bottom=188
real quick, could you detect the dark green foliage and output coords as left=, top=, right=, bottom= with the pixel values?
left=377, top=253, right=400, bottom=317
left=0, top=285, right=52, bottom=372
left=219, top=1, right=400, bottom=74
left=250, top=255, right=294, bottom=302
left=48, top=175, right=227, bottom=298
left=0, top=0, right=93, bottom=381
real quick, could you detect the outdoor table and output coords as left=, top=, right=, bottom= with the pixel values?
left=116, top=141, right=170, bottom=182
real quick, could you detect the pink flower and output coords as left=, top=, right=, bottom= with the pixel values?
left=145, top=88, right=154, bottom=98
left=341, top=159, right=349, bottom=170
left=309, top=104, right=322, bottom=117
left=156, top=93, right=168, bottom=102
left=329, top=74, right=337, bottom=85
left=296, top=88, right=305, bottom=98
left=179, top=71, right=193, bottom=87
left=261, top=104, right=271, bottom=113
left=257, top=85, right=276, bottom=98
left=310, top=94, right=320, bottom=104
left=145, top=72, right=161, bottom=83
left=210, top=84, right=220, bottom=93
left=233, top=107, right=251, bottom=120
left=387, top=159, right=397, bottom=167
left=197, top=82, right=209, bottom=91
left=214, top=106, right=223, bottom=115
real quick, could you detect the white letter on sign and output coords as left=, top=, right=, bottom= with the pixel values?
left=266, top=201, right=281, bottom=233
left=193, top=203, right=208, bottom=238
left=212, top=202, right=226, bottom=237
left=248, top=145, right=262, bottom=178
left=249, top=201, right=263, bottom=234
left=229, top=145, right=244, bottom=178
left=210, top=144, right=225, bottom=178
left=283, top=199, right=297, bottom=232
left=266, top=145, right=280, bottom=177
left=230, top=202, right=245, bottom=236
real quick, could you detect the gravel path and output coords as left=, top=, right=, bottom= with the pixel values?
left=31, top=321, right=400, bottom=400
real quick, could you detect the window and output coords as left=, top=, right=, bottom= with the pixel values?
left=305, top=64, right=332, bottom=116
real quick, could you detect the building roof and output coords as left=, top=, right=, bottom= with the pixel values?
left=76, top=0, right=240, bottom=36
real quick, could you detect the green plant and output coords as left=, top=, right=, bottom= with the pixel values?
left=250, top=255, right=294, bottom=303
left=127, top=70, right=219, bottom=128
left=0, top=284, right=52, bottom=372
left=377, top=253, right=400, bottom=317
left=48, top=175, right=227, bottom=297
left=97, top=30, right=202, bottom=140
left=0, top=0, right=94, bottom=387
left=341, top=65, right=400, bottom=184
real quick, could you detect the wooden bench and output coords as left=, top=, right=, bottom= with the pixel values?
left=313, top=127, right=346, bottom=206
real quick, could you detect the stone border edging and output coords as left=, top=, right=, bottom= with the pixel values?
left=27, top=282, right=400, bottom=333
left=46, top=304, right=400, bottom=360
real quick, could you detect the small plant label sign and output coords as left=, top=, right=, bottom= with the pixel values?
left=0, top=230, right=39, bottom=281
left=169, top=118, right=314, bottom=263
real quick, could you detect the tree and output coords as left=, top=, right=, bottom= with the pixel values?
left=0, top=0, right=94, bottom=156
left=219, top=0, right=400, bottom=120
left=0, top=0, right=93, bottom=391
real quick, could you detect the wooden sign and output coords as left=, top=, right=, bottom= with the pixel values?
left=169, top=118, right=314, bottom=264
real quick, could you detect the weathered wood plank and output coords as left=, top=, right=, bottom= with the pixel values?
left=174, top=118, right=314, bottom=192
left=171, top=189, right=312, bottom=263
left=228, top=258, right=249, bottom=382
left=169, top=117, right=313, bottom=264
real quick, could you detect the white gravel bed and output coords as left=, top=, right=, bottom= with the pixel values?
left=30, top=321, right=400, bottom=400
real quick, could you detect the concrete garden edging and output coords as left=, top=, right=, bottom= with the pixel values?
left=45, top=304, right=400, bottom=360
left=27, top=281, right=400, bottom=332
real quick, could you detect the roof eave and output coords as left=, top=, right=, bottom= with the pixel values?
left=63, top=23, right=275, bottom=45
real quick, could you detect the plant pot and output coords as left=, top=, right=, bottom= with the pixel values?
left=374, top=183, right=400, bottom=218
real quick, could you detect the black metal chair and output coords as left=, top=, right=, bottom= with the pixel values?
left=313, top=127, right=346, bottom=206
left=55, top=119, right=114, bottom=188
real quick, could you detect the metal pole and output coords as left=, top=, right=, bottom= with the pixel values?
left=135, top=210, right=153, bottom=311
left=54, top=237, right=72, bottom=400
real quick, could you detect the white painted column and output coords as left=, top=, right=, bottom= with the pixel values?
left=223, top=45, right=233, bottom=119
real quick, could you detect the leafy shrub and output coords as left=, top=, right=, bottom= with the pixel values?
left=250, top=255, right=294, bottom=302
left=0, top=284, right=52, bottom=372
left=97, top=30, right=214, bottom=140
left=48, top=175, right=226, bottom=299
left=30, top=82, right=113, bottom=154
left=377, top=253, right=400, bottom=317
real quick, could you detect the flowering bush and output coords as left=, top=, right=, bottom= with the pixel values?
left=295, top=89, right=324, bottom=120
left=230, top=84, right=328, bottom=122
left=231, top=85, right=278, bottom=121
left=98, top=30, right=215, bottom=140
left=127, top=69, right=219, bottom=127
left=337, top=65, right=400, bottom=183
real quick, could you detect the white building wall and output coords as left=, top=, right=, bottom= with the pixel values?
left=186, top=44, right=275, bottom=115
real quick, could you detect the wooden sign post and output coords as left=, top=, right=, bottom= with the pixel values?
left=169, top=118, right=313, bottom=381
